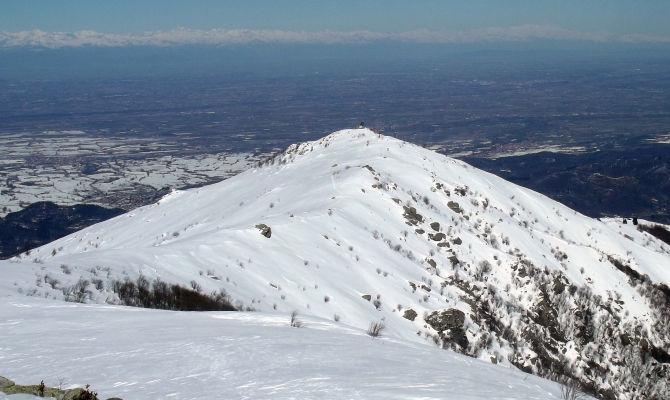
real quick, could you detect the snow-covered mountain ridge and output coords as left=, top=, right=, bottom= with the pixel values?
left=2, top=128, right=669, bottom=399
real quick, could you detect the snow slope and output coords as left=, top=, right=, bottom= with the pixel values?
left=0, top=296, right=571, bottom=400
left=1, top=128, right=668, bottom=399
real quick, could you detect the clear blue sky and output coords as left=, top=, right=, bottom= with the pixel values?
left=2, top=0, right=669, bottom=36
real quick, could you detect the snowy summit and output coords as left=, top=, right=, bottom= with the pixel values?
left=1, top=128, right=669, bottom=399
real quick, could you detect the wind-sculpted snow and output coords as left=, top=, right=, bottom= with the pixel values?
left=1, top=129, right=668, bottom=399
left=0, top=297, right=571, bottom=400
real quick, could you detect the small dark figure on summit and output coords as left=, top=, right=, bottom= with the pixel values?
left=359, top=121, right=365, bottom=128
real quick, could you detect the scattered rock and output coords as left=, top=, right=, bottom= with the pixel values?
left=451, top=237, right=462, bottom=245
left=361, top=294, right=372, bottom=301
left=430, top=222, right=440, bottom=231
left=428, top=232, right=446, bottom=241
left=402, top=206, right=424, bottom=226
left=255, top=224, right=272, bottom=238
left=403, top=309, right=418, bottom=321
left=447, top=201, right=462, bottom=213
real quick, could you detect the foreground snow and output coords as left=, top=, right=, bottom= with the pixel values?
left=0, top=296, right=568, bottom=400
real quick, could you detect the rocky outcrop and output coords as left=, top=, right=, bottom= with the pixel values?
left=403, top=309, right=418, bottom=321
left=402, top=206, right=424, bottom=226
left=428, top=232, right=446, bottom=241
left=0, top=376, right=109, bottom=400
left=425, top=308, right=468, bottom=350
left=447, top=201, right=462, bottom=213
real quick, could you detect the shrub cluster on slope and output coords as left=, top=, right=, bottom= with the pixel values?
left=110, top=276, right=236, bottom=311
left=638, top=223, right=670, bottom=246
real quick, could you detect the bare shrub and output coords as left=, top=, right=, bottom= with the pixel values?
left=367, top=321, right=385, bottom=337
left=290, top=310, right=303, bottom=328
left=560, top=378, right=584, bottom=400
left=63, top=278, right=91, bottom=303
left=110, top=277, right=234, bottom=311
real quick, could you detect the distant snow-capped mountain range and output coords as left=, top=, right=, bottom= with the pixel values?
left=2, top=128, right=668, bottom=399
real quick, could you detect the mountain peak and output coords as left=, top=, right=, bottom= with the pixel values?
left=2, top=129, right=669, bottom=399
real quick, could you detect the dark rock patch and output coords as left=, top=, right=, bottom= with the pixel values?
left=403, top=206, right=424, bottom=226
left=425, top=308, right=466, bottom=332
left=255, top=224, right=272, bottom=238
left=403, top=309, right=418, bottom=321
left=428, top=232, right=446, bottom=242
left=447, top=201, right=462, bottom=213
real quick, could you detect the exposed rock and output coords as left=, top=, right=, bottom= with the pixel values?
left=451, top=237, right=462, bottom=245
left=424, top=308, right=469, bottom=352
left=255, top=224, right=272, bottom=238
left=553, top=276, right=567, bottom=294
left=0, top=377, right=96, bottom=400
left=428, top=309, right=469, bottom=352
left=361, top=294, right=372, bottom=301
left=403, top=309, right=418, bottom=321
left=447, top=201, right=462, bottom=213
left=0, top=376, right=14, bottom=389
left=428, top=232, right=446, bottom=241
left=445, top=327, right=469, bottom=350
left=430, top=222, right=440, bottom=231
left=425, top=308, right=466, bottom=332
left=402, top=206, right=424, bottom=226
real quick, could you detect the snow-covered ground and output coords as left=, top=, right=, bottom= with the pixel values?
left=1, top=128, right=667, bottom=399
left=0, top=130, right=271, bottom=216
left=0, top=295, right=570, bottom=400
